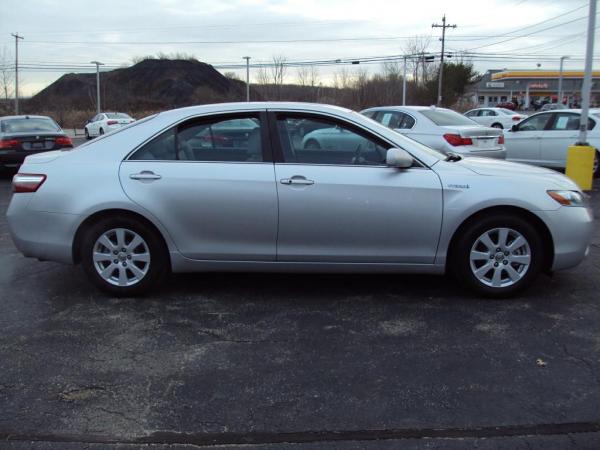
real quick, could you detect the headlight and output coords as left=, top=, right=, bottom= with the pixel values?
left=547, top=190, right=586, bottom=207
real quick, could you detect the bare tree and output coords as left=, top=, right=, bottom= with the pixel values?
left=270, top=55, right=287, bottom=100
left=0, top=47, right=14, bottom=107
left=403, top=35, right=432, bottom=86
left=297, top=65, right=321, bottom=101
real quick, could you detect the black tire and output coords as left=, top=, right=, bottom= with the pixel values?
left=451, top=213, right=545, bottom=298
left=99, top=128, right=105, bottom=135
left=84, top=128, right=91, bottom=140
left=80, top=216, right=169, bottom=296
left=304, top=139, right=321, bottom=150
left=491, top=123, right=503, bottom=129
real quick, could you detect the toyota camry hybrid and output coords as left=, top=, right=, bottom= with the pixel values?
left=6, top=102, right=593, bottom=297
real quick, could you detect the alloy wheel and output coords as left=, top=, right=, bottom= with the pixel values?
left=469, top=227, right=531, bottom=288
left=92, top=228, right=151, bottom=287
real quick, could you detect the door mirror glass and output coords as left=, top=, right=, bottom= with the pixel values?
left=386, top=148, right=413, bottom=168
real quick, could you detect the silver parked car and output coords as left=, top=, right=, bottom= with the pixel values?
left=362, top=106, right=506, bottom=159
left=7, top=102, right=593, bottom=297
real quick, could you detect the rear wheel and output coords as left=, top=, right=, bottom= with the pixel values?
left=451, top=214, right=544, bottom=298
left=491, top=123, right=503, bottom=129
left=80, top=217, right=169, bottom=296
left=99, top=128, right=105, bottom=135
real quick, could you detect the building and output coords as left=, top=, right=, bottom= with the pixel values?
left=472, top=69, right=600, bottom=110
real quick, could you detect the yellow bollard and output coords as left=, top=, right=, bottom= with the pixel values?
left=565, top=145, right=595, bottom=191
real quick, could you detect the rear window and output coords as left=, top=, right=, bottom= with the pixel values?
left=1, top=117, right=61, bottom=133
left=420, top=109, right=478, bottom=126
left=105, top=113, right=132, bottom=119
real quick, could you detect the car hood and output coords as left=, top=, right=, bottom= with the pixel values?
left=455, top=156, right=579, bottom=189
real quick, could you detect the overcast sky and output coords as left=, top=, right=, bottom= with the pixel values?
left=0, top=0, right=597, bottom=96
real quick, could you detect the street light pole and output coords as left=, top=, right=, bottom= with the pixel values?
left=90, top=61, right=104, bottom=114
left=558, top=56, right=569, bottom=105
left=577, top=0, right=596, bottom=145
left=243, top=56, right=251, bottom=102
left=402, top=55, right=407, bottom=106
left=11, top=33, right=24, bottom=115
left=432, top=15, right=457, bottom=106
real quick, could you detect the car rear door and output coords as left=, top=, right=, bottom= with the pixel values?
left=269, top=110, right=443, bottom=264
left=504, top=113, right=553, bottom=164
left=540, top=112, right=590, bottom=168
left=119, top=111, right=278, bottom=261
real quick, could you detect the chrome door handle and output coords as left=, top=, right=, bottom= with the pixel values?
left=280, top=176, right=314, bottom=185
left=130, top=171, right=162, bottom=181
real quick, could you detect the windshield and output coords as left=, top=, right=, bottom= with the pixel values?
left=420, top=109, right=478, bottom=126
left=1, top=117, right=61, bottom=133
left=106, top=113, right=132, bottom=119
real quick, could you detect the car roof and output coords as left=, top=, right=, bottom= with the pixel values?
left=361, top=105, right=453, bottom=113
left=156, top=101, right=355, bottom=121
left=0, top=115, right=53, bottom=120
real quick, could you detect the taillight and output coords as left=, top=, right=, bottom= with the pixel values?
left=512, top=116, right=521, bottom=121
left=498, top=135, right=505, bottom=145
left=12, top=173, right=47, bottom=193
left=0, top=138, right=19, bottom=149
left=443, top=134, right=472, bottom=146
left=107, top=120, right=118, bottom=125
left=55, top=136, right=73, bottom=147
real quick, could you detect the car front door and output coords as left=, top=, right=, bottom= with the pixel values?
left=270, top=111, right=443, bottom=264
left=119, top=111, right=278, bottom=261
left=504, top=113, right=553, bottom=165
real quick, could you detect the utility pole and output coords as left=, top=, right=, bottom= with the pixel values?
left=243, top=56, right=251, bottom=102
left=90, top=61, right=104, bottom=114
left=558, top=56, right=569, bottom=105
left=432, top=15, right=456, bottom=106
left=11, top=33, right=24, bottom=115
left=577, top=0, right=596, bottom=145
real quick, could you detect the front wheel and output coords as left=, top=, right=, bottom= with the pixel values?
left=451, top=214, right=545, bottom=298
left=80, top=217, right=169, bottom=296
left=84, top=128, right=91, bottom=140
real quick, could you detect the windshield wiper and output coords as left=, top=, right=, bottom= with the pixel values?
left=445, top=152, right=462, bottom=162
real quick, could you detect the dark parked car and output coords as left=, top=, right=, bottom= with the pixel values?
left=0, top=115, right=73, bottom=171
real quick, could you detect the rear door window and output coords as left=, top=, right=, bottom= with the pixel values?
left=549, top=113, right=594, bottom=131
left=129, top=114, right=265, bottom=162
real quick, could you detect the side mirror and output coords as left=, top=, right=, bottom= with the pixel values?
left=511, top=124, right=518, bottom=132
left=386, top=148, right=413, bottom=168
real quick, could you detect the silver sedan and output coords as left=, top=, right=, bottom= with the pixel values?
left=7, top=102, right=593, bottom=297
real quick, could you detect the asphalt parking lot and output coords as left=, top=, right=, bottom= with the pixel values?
left=1, top=169, right=600, bottom=449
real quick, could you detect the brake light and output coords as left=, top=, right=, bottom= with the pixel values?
left=12, top=173, right=47, bottom=193
left=512, top=116, right=521, bottom=121
left=498, top=135, right=505, bottom=145
left=443, top=134, right=473, bottom=146
left=0, top=138, right=19, bottom=149
left=55, top=136, right=73, bottom=147
left=107, top=120, right=118, bottom=125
